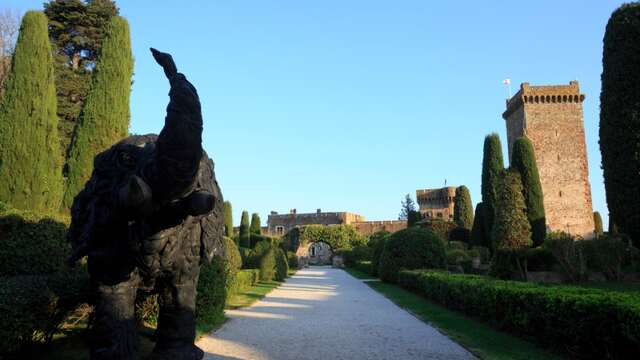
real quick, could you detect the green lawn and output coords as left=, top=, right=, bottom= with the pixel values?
left=226, top=280, right=282, bottom=309
left=344, top=268, right=564, bottom=360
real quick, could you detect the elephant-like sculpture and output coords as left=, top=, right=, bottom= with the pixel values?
left=67, top=48, right=223, bottom=360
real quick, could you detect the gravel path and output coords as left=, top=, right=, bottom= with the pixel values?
left=198, top=266, right=476, bottom=360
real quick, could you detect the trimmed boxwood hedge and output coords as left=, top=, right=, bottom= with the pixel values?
left=397, top=270, right=640, bottom=359
left=235, top=269, right=260, bottom=293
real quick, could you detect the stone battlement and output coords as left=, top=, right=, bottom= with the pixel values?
left=504, top=81, right=585, bottom=119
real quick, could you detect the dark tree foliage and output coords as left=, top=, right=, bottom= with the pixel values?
left=223, top=201, right=233, bottom=238
left=0, top=11, right=64, bottom=212
left=481, top=133, right=505, bottom=241
left=471, top=202, right=489, bottom=248
left=250, top=213, right=261, bottom=235
left=511, top=137, right=546, bottom=246
left=600, top=3, right=640, bottom=247
left=62, top=15, right=132, bottom=209
left=491, top=169, right=531, bottom=250
left=44, top=0, right=119, bottom=160
left=594, top=211, right=604, bottom=237
left=453, top=185, right=473, bottom=230
left=239, top=211, right=250, bottom=248
left=398, top=193, right=417, bottom=220
left=407, top=210, right=422, bottom=227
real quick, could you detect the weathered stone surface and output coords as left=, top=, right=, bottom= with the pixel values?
left=503, top=81, right=595, bottom=239
left=416, top=187, right=456, bottom=221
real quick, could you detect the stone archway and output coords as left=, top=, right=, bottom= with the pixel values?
left=295, top=241, right=333, bottom=266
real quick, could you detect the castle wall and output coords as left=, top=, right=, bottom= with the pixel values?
left=503, top=81, right=595, bottom=239
left=266, top=211, right=365, bottom=236
left=351, top=220, right=407, bottom=236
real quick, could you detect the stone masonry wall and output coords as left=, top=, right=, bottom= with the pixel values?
left=503, top=81, right=595, bottom=239
left=351, top=220, right=407, bottom=236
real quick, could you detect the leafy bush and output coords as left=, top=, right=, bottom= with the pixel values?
left=353, top=261, right=373, bottom=275
left=249, top=234, right=278, bottom=249
left=259, top=248, right=277, bottom=281
left=420, top=219, right=456, bottom=242
left=275, top=248, right=289, bottom=282
left=239, top=247, right=252, bottom=267
left=491, top=169, right=531, bottom=250
left=471, top=246, right=491, bottom=264
left=585, top=235, right=638, bottom=280
left=0, top=271, right=89, bottom=356
left=0, top=206, right=88, bottom=357
left=342, top=245, right=372, bottom=266
left=446, top=249, right=470, bottom=265
left=235, top=269, right=260, bottom=293
left=370, top=232, right=389, bottom=277
left=448, top=226, right=471, bottom=243
left=447, top=241, right=468, bottom=251
left=378, top=227, right=446, bottom=283
left=222, top=236, right=242, bottom=298
left=196, top=256, right=227, bottom=327
left=287, top=251, right=299, bottom=270
left=398, top=270, right=640, bottom=359
left=544, top=232, right=588, bottom=282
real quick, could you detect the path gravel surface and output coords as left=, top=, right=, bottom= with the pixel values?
left=198, top=266, right=476, bottom=360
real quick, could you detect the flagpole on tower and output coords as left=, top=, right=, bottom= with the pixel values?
left=503, top=77, right=512, bottom=99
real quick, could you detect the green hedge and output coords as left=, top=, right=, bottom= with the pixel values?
left=0, top=207, right=88, bottom=357
left=352, top=260, right=373, bottom=275
left=287, top=251, right=299, bottom=269
left=398, top=270, right=640, bottom=359
left=259, top=248, right=277, bottom=281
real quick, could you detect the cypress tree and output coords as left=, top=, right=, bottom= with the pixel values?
left=471, top=202, right=488, bottom=248
left=511, top=137, right=546, bottom=246
left=62, top=16, right=133, bottom=208
left=600, top=3, right=640, bottom=246
left=481, top=133, right=505, bottom=241
left=593, top=211, right=604, bottom=237
left=223, top=201, right=233, bottom=238
left=492, top=169, right=532, bottom=250
left=250, top=213, right=261, bottom=235
left=0, top=11, right=64, bottom=212
left=453, top=185, right=474, bottom=230
left=239, top=211, right=250, bottom=248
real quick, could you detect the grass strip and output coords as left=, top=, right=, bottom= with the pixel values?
left=345, top=268, right=563, bottom=360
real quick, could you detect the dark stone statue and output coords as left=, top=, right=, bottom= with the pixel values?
left=67, top=48, right=223, bottom=360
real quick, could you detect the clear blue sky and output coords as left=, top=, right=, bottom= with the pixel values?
left=7, top=1, right=624, bottom=226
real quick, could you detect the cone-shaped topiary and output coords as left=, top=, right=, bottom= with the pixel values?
left=250, top=213, right=261, bottom=235
left=62, top=16, right=133, bottom=209
left=492, top=169, right=532, bottom=250
left=600, top=3, right=640, bottom=247
left=511, top=137, right=546, bottom=246
left=453, top=185, right=473, bottom=230
left=0, top=11, right=64, bottom=212
left=594, top=211, right=604, bottom=237
left=239, top=210, right=250, bottom=248
left=223, top=201, right=233, bottom=238
left=481, top=133, right=505, bottom=241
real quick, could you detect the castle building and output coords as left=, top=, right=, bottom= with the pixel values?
left=416, top=187, right=456, bottom=221
left=502, top=81, right=595, bottom=239
left=266, top=209, right=406, bottom=236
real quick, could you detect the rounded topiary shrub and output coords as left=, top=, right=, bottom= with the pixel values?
left=275, top=248, right=289, bottom=281
left=378, top=227, right=446, bottom=283
left=196, top=256, right=227, bottom=326
left=370, top=235, right=388, bottom=277
left=223, top=236, right=242, bottom=296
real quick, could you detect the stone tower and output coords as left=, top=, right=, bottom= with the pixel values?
left=502, top=81, right=594, bottom=239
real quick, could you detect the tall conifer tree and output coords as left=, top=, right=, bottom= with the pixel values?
left=511, top=137, right=546, bottom=246
left=481, top=133, right=504, bottom=240
left=0, top=11, right=64, bottom=212
left=223, top=201, right=233, bottom=238
left=453, top=185, right=474, bottom=230
left=492, top=169, right=532, bottom=250
left=600, top=3, right=640, bottom=246
left=471, top=202, right=488, bottom=248
left=250, top=213, right=261, bottom=235
left=63, top=16, right=133, bottom=208
left=239, top=211, right=250, bottom=248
